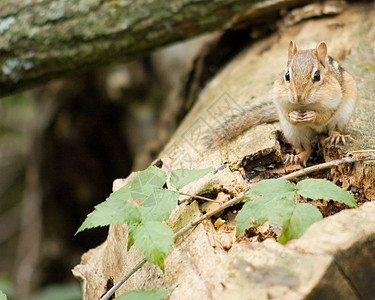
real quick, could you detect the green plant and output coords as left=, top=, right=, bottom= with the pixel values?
left=76, top=165, right=214, bottom=299
left=77, top=165, right=358, bottom=299
left=77, top=165, right=214, bottom=269
left=236, top=178, right=357, bottom=244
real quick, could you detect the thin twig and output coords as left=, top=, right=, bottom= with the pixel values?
left=100, top=192, right=247, bottom=300
left=281, top=155, right=375, bottom=181
left=178, top=191, right=220, bottom=202
left=100, top=258, right=147, bottom=300
left=174, top=192, right=246, bottom=238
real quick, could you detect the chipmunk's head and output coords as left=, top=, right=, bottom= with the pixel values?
left=283, top=41, right=328, bottom=105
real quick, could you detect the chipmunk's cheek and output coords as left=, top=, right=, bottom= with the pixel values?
left=287, top=93, right=295, bottom=104
left=305, top=93, right=317, bottom=104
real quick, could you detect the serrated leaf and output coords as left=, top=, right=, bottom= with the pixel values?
left=278, top=203, right=323, bottom=244
left=115, top=288, right=173, bottom=300
left=296, top=179, right=357, bottom=208
left=109, top=166, right=166, bottom=202
left=76, top=197, right=141, bottom=234
left=133, top=221, right=174, bottom=270
left=140, top=189, right=179, bottom=222
left=129, top=166, right=167, bottom=200
left=76, top=166, right=166, bottom=234
left=248, top=179, right=295, bottom=200
left=109, top=182, right=133, bottom=202
left=169, top=167, right=214, bottom=189
left=236, top=195, right=296, bottom=235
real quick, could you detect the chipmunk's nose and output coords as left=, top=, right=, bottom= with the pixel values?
left=296, top=95, right=304, bottom=104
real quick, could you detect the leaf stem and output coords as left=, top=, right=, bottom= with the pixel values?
left=281, top=155, right=375, bottom=181
left=100, top=258, right=147, bottom=300
left=178, top=191, right=220, bottom=202
left=173, top=192, right=246, bottom=238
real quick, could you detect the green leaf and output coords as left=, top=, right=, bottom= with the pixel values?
left=248, top=179, right=295, bottom=200
left=236, top=195, right=296, bottom=235
left=296, top=179, right=357, bottom=208
left=109, top=166, right=166, bottom=202
left=169, top=167, right=214, bottom=189
left=115, top=288, right=173, bottom=300
left=0, top=290, right=7, bottom=300
left=133, top=221, right=174, bottom=270
left=140, top=189, right=179, bottom=222
left=76, top=166, right=166, bottom=234
left=127, top=223, right=137, bottom=251
left=129, top=166, right=167, bottom=200
left=278, top=203, right=323, bottom=244
left=76, top=197, right=141, bottom=234
left=236, top=179, right=296, bottom=235
left=109, top=183, right=133, bottom=202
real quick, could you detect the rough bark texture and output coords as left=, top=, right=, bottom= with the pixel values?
left=0, top=0, right=314, bottom=97
left=73, top=2, right=375, bottom=299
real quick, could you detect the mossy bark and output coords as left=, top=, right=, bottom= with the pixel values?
left=0, top=0, right=312, bottom=97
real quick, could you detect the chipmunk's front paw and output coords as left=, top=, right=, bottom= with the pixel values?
left=288, top=110, right=316, bottom=123
left=325, top=134, right=354, bottom=145
left=284, top=154, right=305, bottom=167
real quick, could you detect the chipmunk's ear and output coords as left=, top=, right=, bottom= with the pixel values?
left=314, top=41, right=327, bottom=67
left=287, top=40, right=298, bottom=65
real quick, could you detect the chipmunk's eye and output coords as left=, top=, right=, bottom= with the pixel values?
left=285, top=71, right=290, bottom=82
left=313, top=70, right=320, bottom=82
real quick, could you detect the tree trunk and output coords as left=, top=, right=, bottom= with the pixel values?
left=73, top=2, right=375, bottom=299
left=0, top=0, right=314, bottom=97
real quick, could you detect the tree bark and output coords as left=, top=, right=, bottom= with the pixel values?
left=0, top=0, right=313, bottom=97
left=73, top=2, right=375, bottom=299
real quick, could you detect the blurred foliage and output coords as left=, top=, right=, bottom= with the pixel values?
left=26, top=284, right=81, bottom=300
left=0, top=57, right=170, bottom=297
left=0, top=33, right=199, bottom=298
left=0, top=92, right=36, bottom=279
left=0, top=93, right=35, bottom=207
left=0, top=75, right=133, bottom=298
left=0, top=274, right=13, bottom=298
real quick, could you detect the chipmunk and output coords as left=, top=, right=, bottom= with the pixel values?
left=207, top=41, right=358, bottom=166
